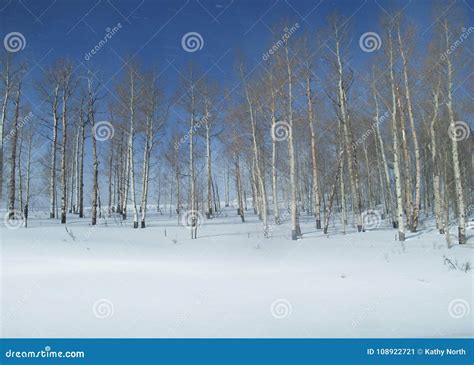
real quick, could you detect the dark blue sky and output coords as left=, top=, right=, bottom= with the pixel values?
left=1, top=0, right=472, bottom=206
left=1, top=0, right=473, bottom=147
left=2, top=0, right=465, bottom=111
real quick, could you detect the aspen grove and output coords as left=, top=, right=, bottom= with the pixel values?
left=1, top=11, right=472, bottom=246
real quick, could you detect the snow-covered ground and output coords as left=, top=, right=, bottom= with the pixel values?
left=1, top=208, right=473, bottom=338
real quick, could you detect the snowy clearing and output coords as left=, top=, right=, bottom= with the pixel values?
left=1, top=209, right=473, bottom=338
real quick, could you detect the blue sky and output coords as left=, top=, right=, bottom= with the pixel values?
left=2, top=0, right=465, bottom=112
left=1, top=0, right=472, bottom=207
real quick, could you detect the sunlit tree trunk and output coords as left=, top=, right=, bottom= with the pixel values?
left=7, top=82, right=21, bottom=218
left=443, top=20, right=466, bottom=244
left=88, top=74, right=99, bottom=226
left=283, top=41, right=301, bottom=240
left=388, top=27, right=405, bottom=241
left=397, top=24, right=421, bottom=232
left=429, top=80, right=443, bottom=233
left=0, top=56, right=13, bottom=203
left=49, top=84, right=60, bottom=218
left=306, top=72, right=321, bottom=229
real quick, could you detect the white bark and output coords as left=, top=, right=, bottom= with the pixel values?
left=306, top=73, right=321, bottom=229
left=397, top=24, right=421, bottom=232
left=49, top=83, right=60, bottom=218
left=283, top=41, right=300, bottom=240
left=444, top=20, right=466, bottom=244
left=388, top=27, right=405, bottom=241
left=128, top=70, right=138, bottom=229
left=429, top=80, right=443, bottom=233
left=372, top=70, right=395, bottom=225
left=0, top=57, right=12, bottom=203
left=7, top=82, right=21, bottom=218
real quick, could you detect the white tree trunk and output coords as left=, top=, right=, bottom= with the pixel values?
left=306, top=74, right=321, bottom=229
left=429, top=81, right=443, bottom=234
left=7, top=83, right=21, bottom=218
left=397, top=25, right=421, bottom=232
left=388, top=28, right=405, bottom=241
left=283, top=42, right=300, bottom=240
left=49, top=85, right=60, bottom=218
left=444, top=20, right=466, bottom=244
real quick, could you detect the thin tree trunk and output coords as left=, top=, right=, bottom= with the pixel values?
left=444, top=20, right=466, bottom=244
left=78, top=109, right=85, bottom=218
left=60, top=72, right=71, bottom=224
left=242, top=69, right=268, bottom=236
left=49, top=85, right=60, bottom=218
left=397, top=25, right=421, bottom=232
left=324, top=155, right=342, bottom=234
left=235, top=152, right=245, bottom=222
left=334, top=25, right=362, bottom=232
left=372, top=70, right=395, bottom=226
left=306, top=73, right=322, bottom=229
left=189, top=77, right=197, bottom=238
left=363, top=144, right=373, bottom=209
left=7, top=83, right=21, bottom=218
left=397, top=85, right=413, bottom=229
left=430, top=80, right=443, bottom=233
left=284, top=42, right=301, bottom=240
left=88, top=75, right=98, bottom=226
left=0, top=57, right=13, bottom=204
left=17, top=127, right=23, bottom=210
left=24, top=132, right=32, bottom=228
left=388, top=27, right=405, bottom=241
left=108, top=138, right=114, bottom=217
